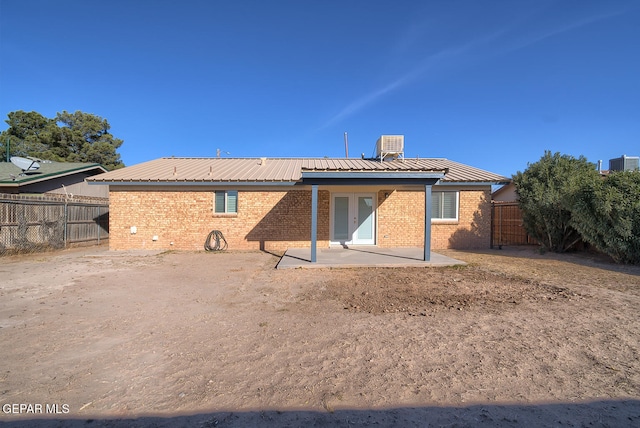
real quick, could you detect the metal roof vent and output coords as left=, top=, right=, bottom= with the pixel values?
left=376, top=135, right=404, bottom=162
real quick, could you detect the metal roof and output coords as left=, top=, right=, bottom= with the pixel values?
left=0, top=161, right=107, bottom=186
left=87, top=157, right=509, bottom=184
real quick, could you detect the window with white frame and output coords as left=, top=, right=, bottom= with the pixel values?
left=214, top=190, right=238, bottom=214
left=431, top=191, right=458, bottom=220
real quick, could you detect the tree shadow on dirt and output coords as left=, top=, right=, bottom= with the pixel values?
left=3, top=400, right=639, bottom=427
left=446, top=192, right=640, bottom=276
left=452, top=244, right=640, bottom=278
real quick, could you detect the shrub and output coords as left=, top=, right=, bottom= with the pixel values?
left=512, top=151, right=600, bottom=252
left=571, top=171, right=640, bottom=264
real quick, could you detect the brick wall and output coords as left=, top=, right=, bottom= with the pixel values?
left=108, top=186, right=491, bottom=251
left=377, top=188, right=491, bottom=249
left=108, top=188, right=330, bottom=251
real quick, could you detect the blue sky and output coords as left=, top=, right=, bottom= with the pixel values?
left=1, top=0, right=638, bottom=177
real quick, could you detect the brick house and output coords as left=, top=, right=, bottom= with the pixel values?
left=88, top=154, right=508, bottom=261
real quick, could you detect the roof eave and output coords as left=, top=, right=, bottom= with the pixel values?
left=301, top=171, right=447, bottom=180
left=87, top=180, right=298, bottom=186
left=438, top=180, right=511, bottom=186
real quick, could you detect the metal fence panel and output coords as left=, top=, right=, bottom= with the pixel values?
left=0, top=196, right=108, bottom=255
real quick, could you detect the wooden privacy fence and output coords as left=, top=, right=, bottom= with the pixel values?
left=491, top=202, right=537, bottom=248
left=0, top=194, right=108, bottom=255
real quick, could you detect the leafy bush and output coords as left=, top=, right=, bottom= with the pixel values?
left=512, top=151, right=600, bottom=252
left=571, top=171, right=640, bottom=264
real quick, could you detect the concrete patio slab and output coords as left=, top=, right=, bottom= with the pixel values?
left=276, top=246, right=466, bottom=269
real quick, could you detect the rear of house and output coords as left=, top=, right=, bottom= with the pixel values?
left=88, top=154, right=508, bottom=254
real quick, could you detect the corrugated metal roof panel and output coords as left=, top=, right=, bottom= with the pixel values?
left=87, top=157, right=508, bottom=184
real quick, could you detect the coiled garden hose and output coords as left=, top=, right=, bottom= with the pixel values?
left=204, top=230, right=228, bottom=251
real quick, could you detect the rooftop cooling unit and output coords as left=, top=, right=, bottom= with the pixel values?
left=609, top=155, right=640, bottom=171
left=376, top=135, right=404, bottom=162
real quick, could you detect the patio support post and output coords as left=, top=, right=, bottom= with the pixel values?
left=310, top=184, right=318, bottom=263
left=424, top=183, right=432, bottom=261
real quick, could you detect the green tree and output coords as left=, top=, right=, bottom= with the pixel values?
left=0, top=111, right=58, bottom=158
left=0, top=110, right=124, bottom=170
left=55, top=110, right=124, bottom=169
left=571, top=171, right=640, bottom=264
left=512, top=151, right=600, bottom=252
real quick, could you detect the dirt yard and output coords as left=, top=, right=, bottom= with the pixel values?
left=1, top=245, right=639, bottom=427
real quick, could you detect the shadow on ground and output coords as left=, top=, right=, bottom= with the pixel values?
left=2, top=400, right=639, bottom=427
left=451, top=245, right=640, bottom=277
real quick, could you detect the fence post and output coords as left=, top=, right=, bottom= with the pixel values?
left=490, top=203, right=494, bottom=249
left=498, top=204, right=502, bottom=248
left=97, top=205, right=100, bottom=244
left=64, top=201, right=68, bottom=248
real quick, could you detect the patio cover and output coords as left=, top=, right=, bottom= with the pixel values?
left=301, top=169, right=447, bottom=262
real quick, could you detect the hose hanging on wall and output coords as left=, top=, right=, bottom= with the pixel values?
left=204, top=230, right=228, bottom=252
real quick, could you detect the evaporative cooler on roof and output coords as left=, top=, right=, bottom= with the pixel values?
left=376, top=135, right=404, bottom=162
left=609, top=155, right=640, bottom=171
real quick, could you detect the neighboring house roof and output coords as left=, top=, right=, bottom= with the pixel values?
left=87, top=157, right=509, bottom=185
left=0, top=161, right=108, bottom=188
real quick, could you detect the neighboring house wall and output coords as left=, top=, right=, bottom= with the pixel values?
left=108, top=185, right=492, bottom=251
left=0, top=178, right=108, bottom=197
left=45, top=175, right=109, bottom=198
left=492, top=182, right=517, bottom=202
left=21, top=175, right=109, bottom=198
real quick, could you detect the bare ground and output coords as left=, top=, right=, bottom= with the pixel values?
left=0, top=245, right=639, bottom=427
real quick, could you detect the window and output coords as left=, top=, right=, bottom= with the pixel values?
left=431, top=191, right=458, bottom=220
left=214, top=190, right=238, bottom=214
